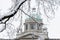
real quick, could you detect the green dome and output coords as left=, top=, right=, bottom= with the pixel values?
left=26, top=13, right=42, bottom=21
left=31, top=13, right=42, bottom=20
left=34, top=18, right=42, bottom=22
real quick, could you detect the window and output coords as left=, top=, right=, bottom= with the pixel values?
left=37, top=24, right=39, bottom=30
left=26, top=24, right=28, bottom=30
left=37, top=24, right=40, bottom=30
left=39, top=24, right=41, bottom=26
left=30, top=24, right=35, bottom=29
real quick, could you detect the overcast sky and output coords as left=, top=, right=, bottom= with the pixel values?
left=0, top=0, right=60, bottom=39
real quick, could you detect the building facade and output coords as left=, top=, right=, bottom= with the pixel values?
left=16, top=8, right=48, bottom=40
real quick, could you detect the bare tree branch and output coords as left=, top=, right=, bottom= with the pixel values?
left=0, top=0, right=27, bottom=21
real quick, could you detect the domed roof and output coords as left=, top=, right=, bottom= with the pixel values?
left=25, top=14, right=42, bottom=23
left=31, top=13, right=41, bottom=20
left=25, top=7, right=42, bottom=23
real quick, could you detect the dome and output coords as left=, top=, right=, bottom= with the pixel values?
left=31, top=13, right=41, bottom=20
left=25, top=14, right=42, bottom=23
left=25, top=7, right=42, bottom=23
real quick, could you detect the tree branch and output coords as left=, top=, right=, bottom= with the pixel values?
left=0, top=0, right=27, bottom=21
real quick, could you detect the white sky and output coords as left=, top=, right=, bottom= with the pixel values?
left=0, top=0, right=12, bottom=12
left=0, top=0, right=60, bottom=39
left=47, top=6, right=60, bottom=38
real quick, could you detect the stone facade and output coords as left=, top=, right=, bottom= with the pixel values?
left=16, top=17, right=48, bottom=40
